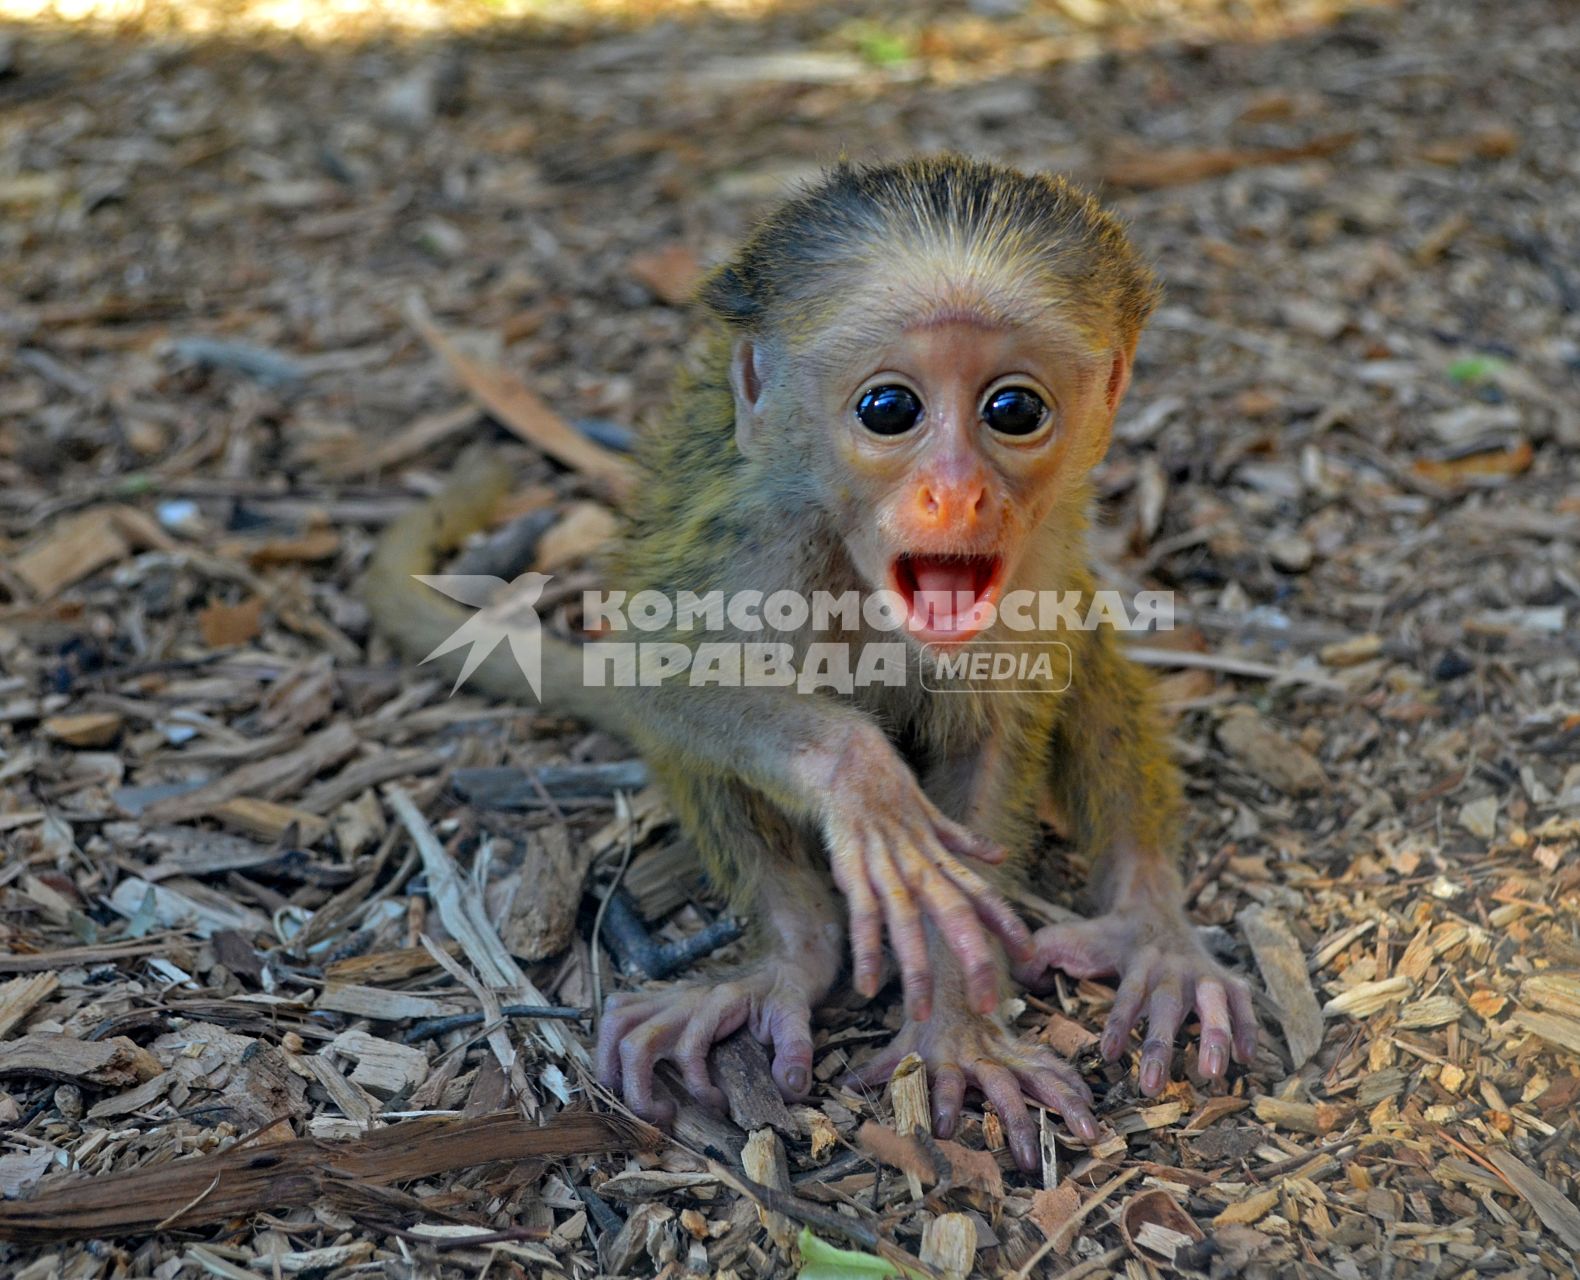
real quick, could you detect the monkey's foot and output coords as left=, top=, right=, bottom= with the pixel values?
left=596, top=971, right=817, bottom=1124
left=846, top=1004, right=1098, bottom=1172
left=1014, top=912, right=1258, bottom=1097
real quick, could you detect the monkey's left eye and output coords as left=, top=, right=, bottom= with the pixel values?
left=982, top=387, right=1049, bottom=437
left=856, top=385, right=923, bottom=436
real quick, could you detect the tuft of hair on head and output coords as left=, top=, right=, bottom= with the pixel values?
left=697, top=154, right=1161, bottom=352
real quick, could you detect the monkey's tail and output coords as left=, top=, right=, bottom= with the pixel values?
left=362, top=449, right=623, bottom=732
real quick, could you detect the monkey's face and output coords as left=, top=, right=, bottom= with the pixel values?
left=785, top=316, right=1128, bottom=647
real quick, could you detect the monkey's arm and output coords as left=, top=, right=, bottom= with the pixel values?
left=617, top=682, right=1030, bottom=1021
left=1014, top=625, right=1258, bottom=1093
left=846, top=733, right=1100, bottom=1172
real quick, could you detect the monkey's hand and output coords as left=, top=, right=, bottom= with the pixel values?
left=596, top=968, right=819, bottom=1124
left=1013, top=908, right=1258, bottom=1097
left=845, top=997, right=1099, bottom=1172
left=813, top=733, right=1031, bottom=1022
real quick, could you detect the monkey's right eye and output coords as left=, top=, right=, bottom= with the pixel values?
left=856, top=386, right=923, bottom=437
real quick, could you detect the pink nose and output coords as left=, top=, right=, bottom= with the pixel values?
left=916, top=477, right=988, bottom=530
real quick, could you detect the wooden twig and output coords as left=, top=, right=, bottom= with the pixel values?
left=1126, top=645, right=1343, bottom=691
left=0, top=1112, right=652, bottom=1244
left=387, top=784, right=585, bottom=1065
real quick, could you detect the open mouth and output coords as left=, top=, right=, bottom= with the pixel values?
left=890, top=554, right=1004, bottom=643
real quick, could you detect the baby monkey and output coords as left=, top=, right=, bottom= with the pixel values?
left=367, top=156, right=1256, bottom=1171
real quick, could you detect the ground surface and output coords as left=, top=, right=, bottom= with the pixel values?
left=1, top=0, right=1578, bottom=1276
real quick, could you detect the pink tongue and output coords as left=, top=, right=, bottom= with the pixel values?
left=911, top=562, right=980, bottom=629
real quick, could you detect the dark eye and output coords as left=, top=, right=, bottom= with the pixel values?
left=856, top=385, right=923, bottom=436
left=983, top=387, right=1049, bottom=437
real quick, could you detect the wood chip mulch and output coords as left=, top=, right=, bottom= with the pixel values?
left=1, top=0, right=1577, bottom=1276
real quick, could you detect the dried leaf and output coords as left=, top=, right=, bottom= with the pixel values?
left=627, top=242, right=703, bottom=305
left=1411, top=440, right=1533, bottom=488
left=1215, top=709, right=1326, bottom=795
left=197, top=596, right=265, bottom=647
left=1239, top=906, right=1323, bottom=1067
left=405, top=295, right=636, bottom=501
left=12, top=510, right=129, bottom=598
left=41, top=713, right=122, bottom=748
left=1213, top=1187, right=1279, bottom=1227
left=1101, top=132, right=1356, bottom=189
left=1482, top=1147, right=1580, bottom=1249
left=1419, top=125, right=1520, bottom=165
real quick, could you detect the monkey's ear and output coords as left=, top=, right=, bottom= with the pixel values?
left=1088, top=348, right=1133, bottom=462
left=729, top=337, right=768, bottom=456
left=1104, top=347, right=1133, bottom=420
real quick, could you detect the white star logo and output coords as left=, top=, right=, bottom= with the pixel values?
left=413, top=572, right=551, bottom=699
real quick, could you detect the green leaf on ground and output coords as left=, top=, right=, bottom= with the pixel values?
left=1447, top=354, right=1508, bottom=385
left=797, top=1228, right=920, bottom=1280
left=841, top=21, right=915, bottom=67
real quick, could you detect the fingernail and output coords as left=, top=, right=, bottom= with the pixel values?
left=783, top=1065, right=809, bottom=1095
left=1140, top=1060, right=1164, bottom=1095
left=1101, top=1033, right=1123, bottom=1061
left=1074, top=1113, right=1099, bottom=1142
left=1015, top=1135, right=1038, bottom=1171
left=1201, top=1045, right=1225, bottom=1078
left=936, top=1110, right=957, bottom=1139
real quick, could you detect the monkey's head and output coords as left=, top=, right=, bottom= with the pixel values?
left=699, top=155, right=1160, bottom=646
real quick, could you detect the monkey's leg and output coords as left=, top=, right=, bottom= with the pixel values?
left=595, top=778, right=843, bottom=1123
left=847, top=730, right=1098, bottom=1170
left=1012, top=628, right=1258, bottom=1095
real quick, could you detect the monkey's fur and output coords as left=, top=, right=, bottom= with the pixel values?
left=366, top=155, right=1253, bottom=1149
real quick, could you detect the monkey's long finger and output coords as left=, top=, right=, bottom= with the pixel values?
left=763, top=998, right=815, bottom=1100
left=618, top=1008, right=690, bottom=1123
left=1193, top=979, right=1233, bottom=1081
left=932, top=1063, right=967, bottom=1139
left=674, top=993, right=747, bottom=1112
left=909, top=866, right=999, bottom=1014
left=831, top=844, right=885, bottom=1000
left=975, top=1060, right=1038, bottom=1173
left=596, top=999, right=661, bottom=1090
left=1137, top=974, right=1187, bottom=1097
left=871, top=844, right=932, bottom=1021
left=933, top=812, right=1008, bottom=866
left=1100, top=968, right=1149, bottom=1063
left=1228, top=977, right=1259, bottom=1065
left=1017, top=1063, right=1099, bottom=1144
left=1012, top=1046, right=1094, bottom=1105
left=935, top=857, right=1032, bottom=965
